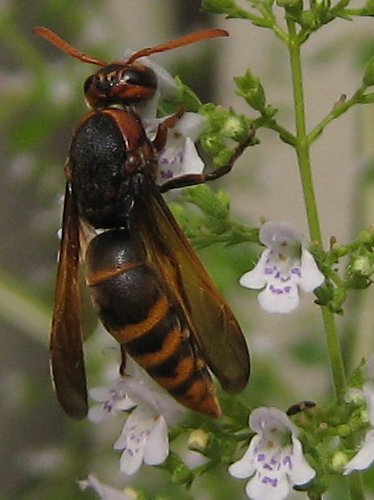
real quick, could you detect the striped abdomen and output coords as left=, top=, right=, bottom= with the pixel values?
left=85, top=228, right=220, bottom=418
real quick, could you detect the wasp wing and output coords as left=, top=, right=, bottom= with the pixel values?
left=50, top=182, right=88, bottom=419
left=140, top=179, right=250, bottom=393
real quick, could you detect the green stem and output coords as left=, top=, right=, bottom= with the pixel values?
left=287, top=19, right=347, bottom=396
left=286, top=18, right=365, bottom=499
left=286, top=21, right=321, bottom=243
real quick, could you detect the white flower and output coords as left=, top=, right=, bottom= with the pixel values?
left=228, top=407, right=315, bottom=500
left=79, top=474, right=137, bottom=500
left=240, top=221, right=324, bottom=313
left=344, top=382, right=374, bottom=474
left=144, top=112, right=207, bottom=184
left=114, top=403, right=169, bottom=475
left=88, top=358, right=185, bottom=476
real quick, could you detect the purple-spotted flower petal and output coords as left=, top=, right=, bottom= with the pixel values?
left=344, top=383, right=374, bottom=474
left=114, top=404, right=169, bottom=475
left=88, top=378, right=135, bottom=422
left=228, top=407, right=315, bottom=500
left=144, top=112, right=207, bottom=184
left=240, top=221, right=324, bottom=313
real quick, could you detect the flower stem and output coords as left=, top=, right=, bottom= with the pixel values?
left=286, top=18, right=347, bottom=398
left=286, top=18, right=365, bottom=498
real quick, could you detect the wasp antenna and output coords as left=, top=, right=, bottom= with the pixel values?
left=33, top=26, right=108, bottom=67
left=127, top=28, right=229, bottom=64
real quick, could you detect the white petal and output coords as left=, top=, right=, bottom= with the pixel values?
left=172, top=112, right=208, bottom=141
left=287, top=437, right=316, bottom=485
left=299, top=249, right=324, bottom=292
left=180, top=137, right=205, bottom=175
left=228, top=435, right=262, bottom=479
left=245, top=472, right=290, bottom=500
left=119, top=445, right=144, bottom=476
left=122, top=376, right=185, bottom=425
left=259, top=221, right=301, bottom=248
left=257, top=282, right=299, bottom=314
left=79, top=475, right=131, bottom=500
left=249, top=407, right=296, bottom=436
left=114, top=406, right=154, bottom=450
left=239, top=250, right=270, bottom=290
left=88, top=405, right=111, bottom=423
left=89, top=386, right=113, bottom=402
left=143, top=415, right=169, bottom=465
left=344, top=430, right=374, bottom=474
left=115, top=406, right=156, bottom=475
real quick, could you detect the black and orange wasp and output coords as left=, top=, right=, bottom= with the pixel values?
left=33, top=26, right=250, bottom=419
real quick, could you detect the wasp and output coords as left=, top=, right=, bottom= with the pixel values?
left=34, top=26, right=251, bottom=420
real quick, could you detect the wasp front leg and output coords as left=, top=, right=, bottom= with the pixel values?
left=159, top=130, right=255, bottom=193
left=152, top=109, right=185, bottom=153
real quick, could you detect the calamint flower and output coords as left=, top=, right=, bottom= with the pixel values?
left=89, top=359, right=185, bottom=476
left=228, top=407, right=315, bottom=500
left=142, top=110, right=206, bottom=184
left=344, top=382, right=374, bottom=474
left=240, top=221, right=324, bottom=313
left=114, top=403, right=169, bottom=475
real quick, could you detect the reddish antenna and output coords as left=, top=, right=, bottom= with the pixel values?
left=126, top=28, right=229, bottom=64
left=33, top=27, right=108, bottom=67
left=33, top=26, right=229, bottom=67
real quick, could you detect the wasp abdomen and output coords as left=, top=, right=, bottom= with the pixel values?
left=86, top=229, right=220, bottom=417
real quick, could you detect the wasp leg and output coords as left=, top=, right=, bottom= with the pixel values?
left=152, top=109, right=185, bottom=153
left=159, top=130, right=255, bottom=193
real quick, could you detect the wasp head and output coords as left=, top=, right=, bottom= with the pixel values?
left=84, top=63, right=158, bottom=109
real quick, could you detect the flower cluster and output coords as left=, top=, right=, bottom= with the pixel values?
left=240, top=221, right=324, bottom=313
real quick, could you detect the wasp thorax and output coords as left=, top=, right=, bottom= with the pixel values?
left=84, top=62, right=158, bottom=109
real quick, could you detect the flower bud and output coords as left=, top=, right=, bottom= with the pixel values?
left=235, top=70, right=266, bottom=112
left=331, top=451, right=349, bottom=472
left=188, top=428, right=210, bottom=452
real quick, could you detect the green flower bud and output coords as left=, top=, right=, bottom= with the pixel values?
left=201, top=133, right=226, bottom=156
left=221, top=114, right=248, bottom=142
left=331, top=451, right=349, bottom=471
left=337, top=424, right=350, bottom=438
left=234, top=70, right=266, bottom=112
left=351, top=254, right=373, bottom=277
